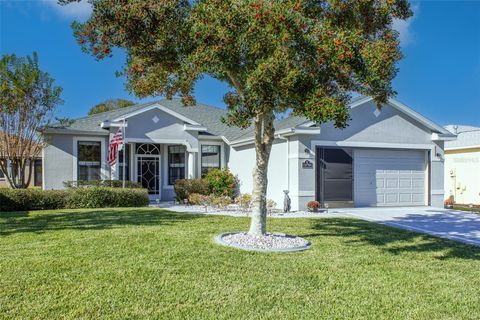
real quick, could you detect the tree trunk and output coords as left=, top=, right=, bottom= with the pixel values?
left=249, top=113, right=275, bottom=236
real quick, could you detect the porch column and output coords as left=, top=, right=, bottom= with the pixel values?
left=187, top=152, right=195, bottom=179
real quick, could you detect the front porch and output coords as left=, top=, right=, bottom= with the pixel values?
left=111, top=141, right=223, bottom=201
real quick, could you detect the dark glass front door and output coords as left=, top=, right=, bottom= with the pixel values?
left=316, top=147, right=353, bottom=204
left=137, top=156, right=160, bottom=195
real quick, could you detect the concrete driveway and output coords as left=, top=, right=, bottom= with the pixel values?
left=331, top=207, right=480, bottom=246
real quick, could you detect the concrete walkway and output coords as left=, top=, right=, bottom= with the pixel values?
left=330, top=207, right=480, bottom=246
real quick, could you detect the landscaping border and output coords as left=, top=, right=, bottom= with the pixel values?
left=214, top=232, right=312, bottom=253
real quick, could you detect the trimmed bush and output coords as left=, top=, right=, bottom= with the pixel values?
left=64, top=180, right=143, bottom=189
left=174, top=179, right=209, bottom=202
left=65, top=187, right=149, bottom=209
left=236, top=193, right=252, bottom=212
left=0, top=188, right=67, bottom=212
left=267, top=199, right=277, bottom=213
left=0, top=187, right=149, bottom=212
left=209, top=195, right=232, bottom=209
left=188, top=193, right=209, bottom=205
left=204, top=168, right=239, bottom=198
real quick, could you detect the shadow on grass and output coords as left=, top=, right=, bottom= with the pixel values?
left=303, top=218, right=480, bottom=261
left=0, top=208, right=202, bottom=236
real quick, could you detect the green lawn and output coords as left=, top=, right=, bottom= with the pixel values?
left=1, top=208, right=479, bottom=319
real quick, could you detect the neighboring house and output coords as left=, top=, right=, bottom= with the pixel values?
left=42, top=96, right=454, bottom=210
left=0, top=158, right=43, bottom=188
left=0, top=132, right=43, bottom=188
left=443, top=125, right=480, bottom=205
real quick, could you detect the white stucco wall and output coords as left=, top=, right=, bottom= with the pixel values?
left=228, top=139, right=288, bottom=208
left=444, top=150, right=480, bottom=205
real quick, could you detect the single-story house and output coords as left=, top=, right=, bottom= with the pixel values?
left=443, top=125, right=480, bottom=205
left=0, top=132, right=43, bottom=188
left=42, top=96, right=455, bottom=210
left=0, top=159, right=43, bottom=188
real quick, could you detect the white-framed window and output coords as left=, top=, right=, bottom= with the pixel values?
left=168, top=145, right=186, bottom=185
left=73, top=136, right=106, bottom=181
left=201, top=145, right=221, bottom=177
left=77, top=141, right=102, bottom=181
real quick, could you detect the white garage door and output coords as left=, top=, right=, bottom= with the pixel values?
left=354, top=149, right=426, bottom=207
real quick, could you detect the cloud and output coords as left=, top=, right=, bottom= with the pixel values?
left=392, top=3, right=419, bottom=46
left=40, top=0, right=92, bottom=20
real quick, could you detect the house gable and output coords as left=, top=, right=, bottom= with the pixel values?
left=314, top=99, right=433, bottom=146
left=120, top=108, right=199, bottom=151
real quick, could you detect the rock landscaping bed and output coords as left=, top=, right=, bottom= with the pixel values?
left=152, top=202, right=334, bottom=218
left=215, top=232, right=311, bottom=252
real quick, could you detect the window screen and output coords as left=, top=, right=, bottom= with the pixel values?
left=168, top=145, right=186, bottom=185
left=201, top=145, right=220, bottom=176
left=78, top=141, right=101, bottom=181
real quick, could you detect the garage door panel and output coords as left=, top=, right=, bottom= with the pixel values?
left=354, top=149, right=426, bottom=207
left=399, top=179, right=412, bottom=188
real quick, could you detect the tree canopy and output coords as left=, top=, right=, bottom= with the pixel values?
left=88, top=98, right=135, bottom=115
left=64, top=0, right=412, bottom=235
left=0, top=52, right=63, bottom=188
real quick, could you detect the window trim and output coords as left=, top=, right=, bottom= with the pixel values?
left=200, top=144, right=222, bottom=176
left=167, top=145, right=186, bottom=185
left=73, top=136, right=106, bottom=181
left=33, top=159, right=42, bottom=187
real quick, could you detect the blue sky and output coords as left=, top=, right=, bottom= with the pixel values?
left=1, top=0, right=479, bottom=126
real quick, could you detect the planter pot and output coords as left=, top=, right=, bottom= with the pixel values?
left=307, top=208, right=319, bottom=212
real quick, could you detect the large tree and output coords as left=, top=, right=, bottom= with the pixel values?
left=64, top=0, right=411, bottom=235
left=88, top=98, right=135, bottom=115
left=0, top=52, right=63, bottom=188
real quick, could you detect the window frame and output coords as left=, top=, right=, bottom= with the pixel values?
left=0, top=164, right=4, bottom=180
left=200, top=144, right=221, bottom=177
left=73, top=136, right=106, bottom=182
left=77, top=140, right=102, bottom=181
left=167, top=145, right=186, bottom=185
left=33, top=159, right=42, bottom=187
left=118, top=144, right=131, bottom=181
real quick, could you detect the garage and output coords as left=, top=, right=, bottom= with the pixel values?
left=354, top=149, right=427, bottom=207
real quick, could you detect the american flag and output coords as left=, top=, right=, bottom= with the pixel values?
left=107, top=127, right=123, bottom=167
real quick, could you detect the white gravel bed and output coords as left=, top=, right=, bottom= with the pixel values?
left=152, top=203, right=339, bottom=218
left=218, top=232, right=311, bottom=252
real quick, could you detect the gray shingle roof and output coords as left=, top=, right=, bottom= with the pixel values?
left=46, top=99, right=251, bottom=141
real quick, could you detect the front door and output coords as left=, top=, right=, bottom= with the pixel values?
left=137, top=156, right=160, bottom=196
left=316, top=147, right=353, bottom=207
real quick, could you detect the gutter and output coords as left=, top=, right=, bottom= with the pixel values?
left=230, top=126, right=320, bottom=147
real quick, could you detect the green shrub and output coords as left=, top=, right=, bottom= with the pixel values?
left=174, top=179, right=209, bottom=202
left=267, top=199, right=277, bottom=214
left=187, top=193, right=209, bottom=205
left=208, top=195, right=232, bottom=209
left=236, top=193, right=252, bottom=212
left=0, top=188, right=68, bottom=211
left=65, top=187, right=149, bottom=209
left=63, top=180, right=143, bottom=189
left=0, top=187, right=149, bottom=212
left=204, top=168, right=239, bottom=198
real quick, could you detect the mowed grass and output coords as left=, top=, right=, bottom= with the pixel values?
left=1, top=208, right=479, bottom=319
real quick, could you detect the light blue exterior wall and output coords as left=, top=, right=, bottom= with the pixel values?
left=122, top=108, right=199, bottom=151
left=288, top=101, right=445, bottom=209
left=43, top=134, right=74, bottom=189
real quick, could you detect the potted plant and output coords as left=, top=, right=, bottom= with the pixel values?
left=444, top=196, right=454, bottom=209
left=307, top=200, right=321, bottom=212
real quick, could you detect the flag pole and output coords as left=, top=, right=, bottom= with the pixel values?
left=122, top=117, right=126, bottom=188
